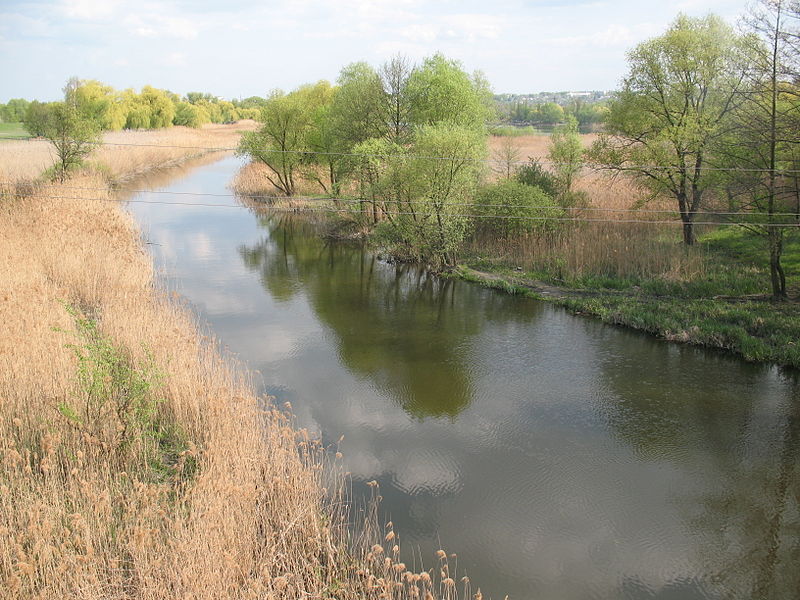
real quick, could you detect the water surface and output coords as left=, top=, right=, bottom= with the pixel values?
left=126, top=155, right=800, bottom=600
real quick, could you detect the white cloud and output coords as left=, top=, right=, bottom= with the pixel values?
left=125, top=13, right=200, bottom=40
left=551, top=22, right=660, bottom=49
left=61, top=0, right=120, bottom=20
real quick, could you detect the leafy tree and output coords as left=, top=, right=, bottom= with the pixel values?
left=535, top=102, right=564, bottom=124
left=474, top=181, right=564, bottom=237
left=0, top=98, right=30, bottom=123
left=238, top=82, right=331, bottom=196
left=714, top=0, right=800, bottom=299
left=23, top=101, right=52, bottom=137
left=139, top=86, right=175, bottom=128
left=548, top=115, right=583, bottom=198
left=374, top=123, right=486, bottom=268
left=589, top=14, right=752, bottom=245
left=330, top=62, right=386, bottom=145
left=69, top=79, right=127, bottom=130
left=36, top=101, right=100, bottom=181
left=407, top=53, right=493, bottom=130
left=173, top=101, right=210, bottom=128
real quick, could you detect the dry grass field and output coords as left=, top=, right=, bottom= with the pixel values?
left=0, top=122, right=258, bottom=183
left=1, top=126, right=468, bottom=599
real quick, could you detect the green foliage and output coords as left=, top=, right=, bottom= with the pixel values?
left=238, top=82, right=333, bottom=195
left=23, top=100, right=54, bottom=137
left=489, top=125, right=539, bottom=136
left=474, top=181, right=564, bottom=237
left=59, top=306, right=196, bottom=481
left=589, top=14, right=754, bottom=244
left=33, top=101, right=101, bottom=181
left=407, top=53, right=493, bottom=130
left=548, top=115, right=583, bottom=196
left=173, top=101, right=210, bottom=128
left=373, top=123, right=486, bottom=268
left=515, top=160, right=560, bottom=197
left=330, top=61, right=386, bottom=145
left=0, top=98, right=30, bottom=123
left=69, top=79, right=127, bottom=130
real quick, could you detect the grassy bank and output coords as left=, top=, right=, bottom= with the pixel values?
left=1, top=127, right=468, bottom=599
left=0, top=122, right=28, bottom=140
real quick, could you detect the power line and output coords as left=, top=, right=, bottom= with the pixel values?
left=6, top=181, right=800, bottom=218
left=7, top=135, right=800, bottom=175
left=7, top=190, right=800, bottom=227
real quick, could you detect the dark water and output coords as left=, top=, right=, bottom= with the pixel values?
left=126, top=155, right=800, bottom=600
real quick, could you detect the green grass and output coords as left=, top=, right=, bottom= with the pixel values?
left=557, top=295, right=800, bottom=368
left=701, top=226, right=800, bottom=283
left=0, top=122, right=29, bottom=140
left=457, top=226, right=800, bottom=368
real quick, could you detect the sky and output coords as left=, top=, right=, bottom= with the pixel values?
left=0, top=0, right=752, bottom=102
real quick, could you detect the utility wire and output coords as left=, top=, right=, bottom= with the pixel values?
left=6, top=136, right=800, bottom=174
left=5, top=181, right=800, bottom=218
left=8, top=191, right=800, bottom=227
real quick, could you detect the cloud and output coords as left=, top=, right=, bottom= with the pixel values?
left=550, top=22, right=660, bottom=48
left=125, top=13, right=200, bottom=39
left=61, top=0, right=120, bottom=20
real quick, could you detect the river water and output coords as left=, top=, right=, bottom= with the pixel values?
left=125, top=155, right=800, bottom=600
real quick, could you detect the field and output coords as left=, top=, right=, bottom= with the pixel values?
left=0, top=122, right=28, bottom=140
left=1, top=125, right=466, bottom=599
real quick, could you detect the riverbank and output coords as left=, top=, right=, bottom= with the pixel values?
left=456, top=261, right=800, bottom=369
left=1, top=127, right=462, bottom=599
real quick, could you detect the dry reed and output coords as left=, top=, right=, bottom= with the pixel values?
left=482, top=135, right=706, bottom=282
left=0, top=128, right=471, bottom=599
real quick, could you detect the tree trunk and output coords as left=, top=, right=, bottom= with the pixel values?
left=769, top=228, right=787, bottom=300
left=679, top=214, right=695, bottom=245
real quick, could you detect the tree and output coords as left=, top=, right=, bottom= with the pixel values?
left=589, top=14, right=752, bottom=245
left=69, top=79, right=127, bottom=130
left=548, top=115, right=583, bottom=199
left=714, top=0, right=800, bottom=299
left=406, top=53, right=493, bottom=131
left=379, top=54, right=413, bottom=143
left=492, top=136, right=522, bottom=180
left=374, top=124, right=486, bottom=268
left=329, top=62, right=386, bottom=145
left=36, top=101, right=100, bottom=181
left=0, top=98, right=30, bottom=123
left=237, top=82, right=331, bottom=196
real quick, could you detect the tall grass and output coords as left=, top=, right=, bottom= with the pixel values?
left=1, top=130, right=473, bottom=599
left=0, top=122, right=257, bottom=183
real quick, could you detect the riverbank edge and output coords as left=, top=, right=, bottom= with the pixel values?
left=1, top=131, right=464, bottom=598
left=453, top=265, right=800, bottom=370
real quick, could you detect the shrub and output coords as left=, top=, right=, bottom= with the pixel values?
left=474, top=180, right=564, bottom=237
left=516, top=159, right=559, bottom=198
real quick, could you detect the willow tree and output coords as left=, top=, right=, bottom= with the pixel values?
left=238, top=82, right=332, bottom=196
left=589, top=14, right=752, bottom=245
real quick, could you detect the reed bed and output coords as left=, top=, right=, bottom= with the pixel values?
left=480, top=135, right=708, bottom=284
left=1, top=130, right=471, bottom=599
left=0, top=122, right=257, bottom=183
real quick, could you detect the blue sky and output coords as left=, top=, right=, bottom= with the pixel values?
left=0, top=0, right=750, bottom=102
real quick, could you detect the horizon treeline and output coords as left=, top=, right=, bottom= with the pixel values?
left=6, top=80, right=268, bottom=134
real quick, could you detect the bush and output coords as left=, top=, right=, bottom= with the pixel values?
left=474, top=180, right=564, bottom=237
left=515, top=160, right=560, bottom=198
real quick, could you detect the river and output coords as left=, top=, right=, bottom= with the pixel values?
left=124, top=155, right=800, bottom=600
